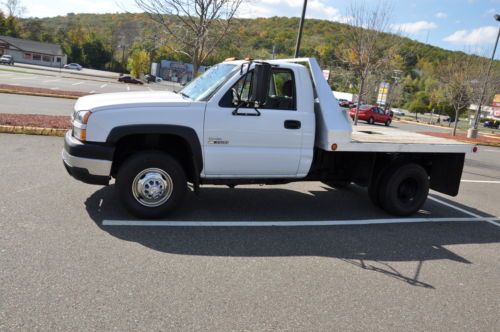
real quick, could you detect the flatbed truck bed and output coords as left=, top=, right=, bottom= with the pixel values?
left=344, top=124, right=472, bottom=153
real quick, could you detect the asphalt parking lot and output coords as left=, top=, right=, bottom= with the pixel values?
left=0, top=133, right=499, bottom=330
left=0, top=93, right=75, bottom=116
left=0, top=67, right=179, bottom=94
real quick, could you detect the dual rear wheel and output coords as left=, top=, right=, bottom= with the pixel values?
left=369, top=163, right=429, bottom=216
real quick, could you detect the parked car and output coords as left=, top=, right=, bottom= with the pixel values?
left=0, top=54, right=14, bottom=65
left=349, top=105, right=392, bottom=126
left=483, top=120, right=499, bottom=129
left=338, top=99, right=352, bottom=108
left=118, top=75, right=144, bottom=85
left=392, top=109, right=405, bottom=116
left=64, top=63, right=82, bottom=70
left=443, top=116, right=457, bottom=123
left=144, top=74, right=163, bottom=83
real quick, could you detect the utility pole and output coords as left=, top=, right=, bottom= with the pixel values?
left=119, top=44, right=126, bottom=69
left=294, top=0, right=308, bottom=58
left=468, top=14, right=500, bottom=138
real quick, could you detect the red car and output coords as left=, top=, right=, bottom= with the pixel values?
left=349, top=105, right=392, bottom=126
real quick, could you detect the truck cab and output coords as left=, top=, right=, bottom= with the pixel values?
left=63, top=58, right=473, bottom=218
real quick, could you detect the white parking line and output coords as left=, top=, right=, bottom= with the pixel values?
left=102, top=216, right=500, bottom=227
left=126, top=85, right=130, bottom=91
left=147, top=87, right=153, bottom=91
left=11, top=76, right=37, bottom=80
left=100, top=84, right=107, bottom=88
left=461, top=180, right=500, bottom=184
left=89, top=90, right=96, bottom=94
left=72, top=82, right=84, bottom=86
left=50, top=87, right=60, bottom=90
left=42, top=79, right=62, bottom=83
left=428, top=196, right=500, bottom=227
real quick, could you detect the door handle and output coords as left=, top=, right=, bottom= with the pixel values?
left=284, top=120, right=301, bottom=129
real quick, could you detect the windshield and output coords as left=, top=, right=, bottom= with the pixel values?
left=179, top=63, right=237, bottom=101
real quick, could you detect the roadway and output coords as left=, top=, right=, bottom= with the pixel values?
left=10, top=62, right=121, bottom=79
left=0, top=132, right=499, bottom=330
left=0, top=67, right=180, bottom=94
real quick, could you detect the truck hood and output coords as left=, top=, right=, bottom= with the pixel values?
left=75, top=91, right=191, bottom=112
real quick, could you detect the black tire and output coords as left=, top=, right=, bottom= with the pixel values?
left=368, top=180, right=381, bottom=208
left=322, top=180, right=350, bottom=189
left=385, top=119, right=391, bottom=126
left=116, top=151, right=187, bottom=218
left=378, top=163, right=429, bottom=216
left=367, top=117, right=375, bottom=125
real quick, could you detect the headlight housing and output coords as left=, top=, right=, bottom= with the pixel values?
left=72, top=110, right=91, bottom=141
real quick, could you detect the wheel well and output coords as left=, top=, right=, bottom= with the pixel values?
left=370, top=152, right=464, bottom=196
left=111, top=134, right=197, bottom=184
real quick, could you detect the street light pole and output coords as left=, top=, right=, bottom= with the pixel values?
left=468, top=14, right=500, bottom=139
left=294, top=0, right=308, bottom=58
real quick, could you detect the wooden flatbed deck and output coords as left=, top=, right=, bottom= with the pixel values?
left=338, top=125, right=472, bottom=153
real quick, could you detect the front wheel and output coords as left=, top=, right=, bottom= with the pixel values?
left=378, top=163, right=429, bottom=216
left=116, top=151, right=187, bottom=218
left=367, top=117, right=375, bottom=125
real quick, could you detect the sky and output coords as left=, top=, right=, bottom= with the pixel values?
left=16, top=0, right=500, bottom=56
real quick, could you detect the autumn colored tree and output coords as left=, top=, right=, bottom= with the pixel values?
left=0, top=11, right=6, bottom=34
left=135, top=0, right=244, bottom=75
left=127, top=49, right=150, bottom=77
left=341, top=2, right=395, bottom=125
left=438, top=55, right=475, bottom=136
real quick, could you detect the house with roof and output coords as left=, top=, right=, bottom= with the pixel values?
left=0, top=35, right=67, bottom=68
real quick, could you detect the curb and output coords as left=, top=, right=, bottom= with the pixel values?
left=0, top=89, right=81, bottom=99
left=0, top=125, right=67, bottom=137
left=419, top=132, right=500, bottom=148
left=443, top=139, right=500, bottom=148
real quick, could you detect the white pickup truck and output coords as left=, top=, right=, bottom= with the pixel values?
left=62, top=58, right=474, bottom=218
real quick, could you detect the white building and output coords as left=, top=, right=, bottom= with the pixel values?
left=0, top=35, right=67, bottom=68
left=469, top=104, right=500, bottom=120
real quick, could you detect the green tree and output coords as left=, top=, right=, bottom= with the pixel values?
left=406, top=91, right=430, bottom=120
left=127, top=49, right=150, bottom=77
left=22, top=19, right=43, bottom=40
left=0, top=10, right=6, bottom=34
left=5, top=15, right=19, bottom=36
left=82, top=39, right=111, bottom=69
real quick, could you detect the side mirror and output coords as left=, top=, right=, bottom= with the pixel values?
left=251, top=62, right=271, bottom=107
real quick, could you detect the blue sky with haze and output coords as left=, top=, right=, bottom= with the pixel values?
left=16, top=0, right=500, bottom=56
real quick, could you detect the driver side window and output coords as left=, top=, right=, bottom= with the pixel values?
left=219, top=71, right=254, bottom=108
left=218, top=67, right=296, bottom=111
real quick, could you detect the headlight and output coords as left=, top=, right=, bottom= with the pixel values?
left=72, top=110, right=91, bottom=141
left=73, top=110, right=91, bottom=125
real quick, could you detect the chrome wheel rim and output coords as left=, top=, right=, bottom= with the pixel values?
left=132, top=168, right=173, bottom=207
